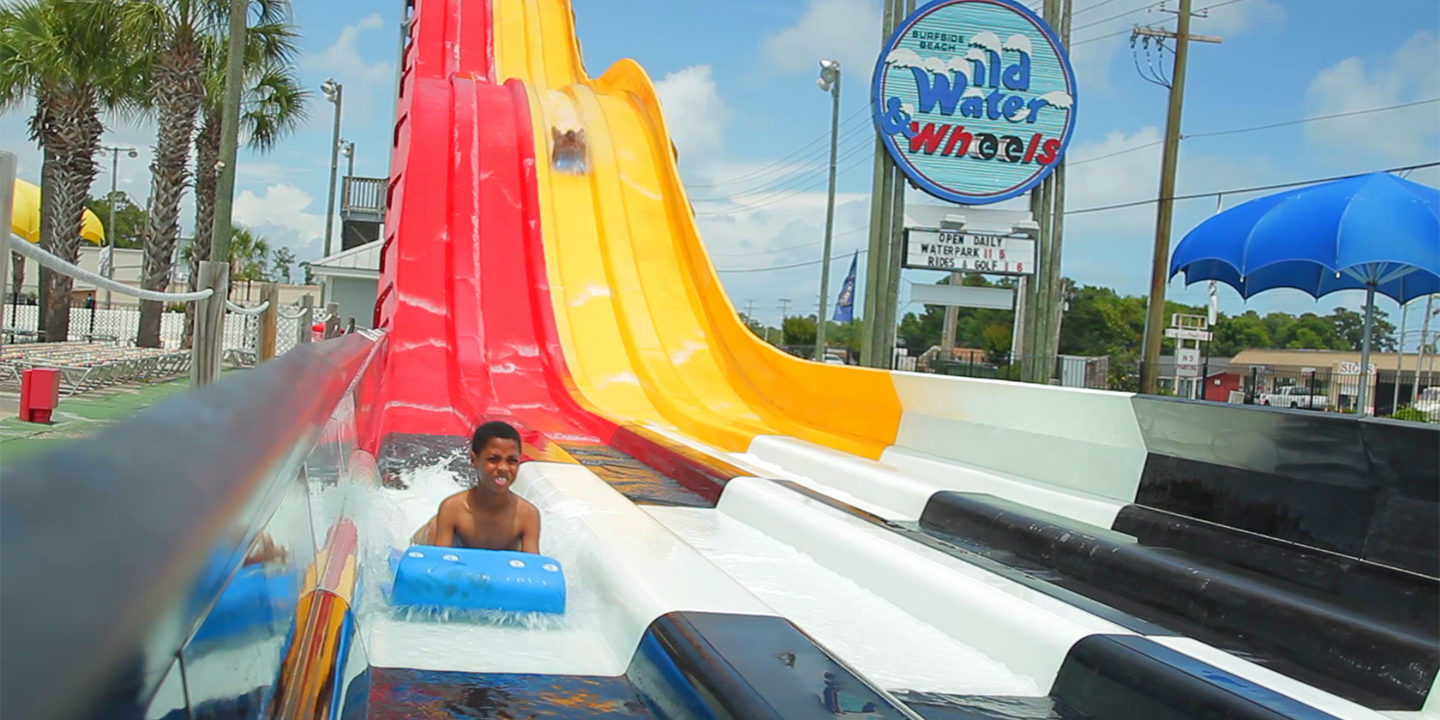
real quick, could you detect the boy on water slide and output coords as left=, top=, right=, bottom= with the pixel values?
left=410, top=421, right=541, bottom=553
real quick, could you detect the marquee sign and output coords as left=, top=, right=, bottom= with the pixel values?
left=904, top=228, right=1034, bottom=274
left=872, top=0, right=1078, bottom=205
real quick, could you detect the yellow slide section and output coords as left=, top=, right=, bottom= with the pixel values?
left=492, top=0, right=902, bottom=458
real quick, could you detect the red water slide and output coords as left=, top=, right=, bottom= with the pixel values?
left=367, top=0, right=613, bottom=456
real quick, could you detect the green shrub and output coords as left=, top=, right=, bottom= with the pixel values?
left=1390, top=406, right=1432, bottom=423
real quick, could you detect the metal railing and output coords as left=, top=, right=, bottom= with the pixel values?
left=0, top=331, right=386, bottom=720
left=340, top=176, right=386, bottom=217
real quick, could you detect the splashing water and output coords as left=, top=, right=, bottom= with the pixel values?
left=352, top=453, right=623, bottom=674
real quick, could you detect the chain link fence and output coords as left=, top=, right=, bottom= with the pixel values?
left=4, top=303, right=258, bottom=350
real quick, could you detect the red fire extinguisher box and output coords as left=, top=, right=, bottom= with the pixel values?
left=20, top=367, right=61, bottom=423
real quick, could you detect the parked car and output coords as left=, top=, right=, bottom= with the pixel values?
left=1259, top=385, right=1328, bottom=409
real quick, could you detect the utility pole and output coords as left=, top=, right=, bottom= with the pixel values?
left=0, top=151, right=14, bottom=351
left=779, top=297, right=792, bottom=344
left=861, top=0, right=900, bottom=367
left=101, top=145, right=137, bottom=309
left=1414, top=294, right=1436, bottom=405
left=194, top=0, right=246, bottom=386
left=1137, top=1, right=1222, bottom=393
left=210, top=0, right=247, bottom=266
left=321, top=79, right=344, bottom=259
left=815, top=60, right=841, bottom=358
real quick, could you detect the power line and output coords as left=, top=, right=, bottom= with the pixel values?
left=1065, top=98, right=1438, bottom=166
left=1183, top=97, right=1440, bottom=139
left=694, top=143, right=876, bottom=215
left=1072, top=0, right=1165, bottom=33
left=1196, top=0, right=1249, bottom=11
left=1068, top=140, right=1165, bottom=165
left=1067, top=160, right=1440, bottom=216
left=712, top=161, right=1440, bottom=273
left=1071, top=27, right=1134, bottom=46
left=709, top=225, right=867, bottom=258
left=717, top=247, right=870, bottom=274
left=682, top=106, right=870, bottom=189
left=691, top=139, right=874, bottom=207
left=1074, top=0, right=1126, bottom=16
left=686, top=121, right=874, bottom=200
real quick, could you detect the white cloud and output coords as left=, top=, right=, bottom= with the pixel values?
left=1066, top=0, right=1280, bottom=91
left=1058, top=126, right=1286, bottom=293
left=698, top=192, right=873, bottom=324
left=1202, top=0, right=1284, bottom=35
left=655, top=65, right=731, bottom=178
left=761, top=0, right=881, bottom=78
left=233, top=183, right=326, bottom=254
left=304, top=13, right=395, bottom=125
left=1305, top=30, right=1440, bottom=162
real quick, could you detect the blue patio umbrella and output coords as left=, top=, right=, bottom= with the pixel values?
left=1170, top=172, right=1440, bottom=414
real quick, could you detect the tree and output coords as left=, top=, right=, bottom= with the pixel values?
left=271, top=246, right=294, bottom=283
left=181, top=7, right=302, bottom=346
left=190, top=10, right=303, bottom=275
left=1210, top=310, right=1271, bottom=357
left=228, top=225, right=269, bottom=281
left=0, top=0, right=138, bottom=340
left=298, top=259, right=314, bottom=284
left=127, top=0, right=217, bottom=345
left=1329, top=306, right=1396, bottom=353
left=783, top=314, right=817, bottom=345
left=84, top=192, right=146, bottom=248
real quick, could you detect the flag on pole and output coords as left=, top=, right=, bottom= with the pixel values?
left=833, top=251, right=858, bottom=322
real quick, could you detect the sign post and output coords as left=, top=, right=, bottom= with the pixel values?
left=871, top=0, right=1078, bottom=204
left=1168, top=313, right=1209, bottom=398
left=869, top=0, right=1076, bottom=370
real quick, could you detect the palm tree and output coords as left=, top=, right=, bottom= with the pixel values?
left=228, top=225, right=269, bottom=282
left=0, top=0, right=137, bottom=340
left=127, top=0, right=288, bottom=347
left=192, top=16, right=303, bottom=257
left=183, top=15, right=303, bottom=346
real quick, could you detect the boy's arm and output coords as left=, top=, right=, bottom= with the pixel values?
left=519, top=502, right=541, bottom=555
left=432, top=500, right=456, bottom=548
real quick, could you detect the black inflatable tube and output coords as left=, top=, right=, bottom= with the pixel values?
left=1054, top=635, right=1342, bottom=720
left=364, top=611, right=914, bottom=720
left=1112, top=504, right=1438, bottom=636
left=920, top=491, right=1438, bottom=710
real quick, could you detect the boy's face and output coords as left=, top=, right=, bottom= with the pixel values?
left=471, top=437, right=521, bottom=493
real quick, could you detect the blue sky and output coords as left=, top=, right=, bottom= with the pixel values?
left=3, top=0, right=1438, bottom=343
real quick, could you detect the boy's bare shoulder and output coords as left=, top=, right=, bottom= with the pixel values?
left=438, top=491, right=468, bottom=514
left=516, top=496, right=539, bottom=519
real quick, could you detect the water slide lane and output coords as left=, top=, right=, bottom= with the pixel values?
left=364, top=1, right=1430, bottom=717
left=492, top=0, right=904, bottom=459
left=482, top=2, right=1438, bottom=716
left=373, top=0, right=612, bottom=458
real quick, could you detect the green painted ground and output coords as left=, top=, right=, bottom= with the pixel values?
left=0, top=371, right=237, bottom=462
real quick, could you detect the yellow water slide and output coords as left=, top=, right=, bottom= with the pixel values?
left=491, top=0, right=904, bottom=458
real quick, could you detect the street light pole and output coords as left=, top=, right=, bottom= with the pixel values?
left=341, top=140, right=355, bottom=177
left=321, top=79, right=344, bottom=259
left=100, top=145, right=137, bottom=309
left=814, top=60, right=841, bottom=361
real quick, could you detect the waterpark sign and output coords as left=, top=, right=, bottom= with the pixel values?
left=872, top=0, right=1078, bottom=205
left=904, top=228, right=1034, bottom=274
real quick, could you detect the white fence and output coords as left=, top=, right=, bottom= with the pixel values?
left=3, top=304, right=310, bottom=356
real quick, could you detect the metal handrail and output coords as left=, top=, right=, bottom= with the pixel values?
left=0, top=332, right=385, bottom=720
left=340, top=176, right=386, bottom=214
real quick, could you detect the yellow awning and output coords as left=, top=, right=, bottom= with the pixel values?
left=11, top=177, right=105, bottom=245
